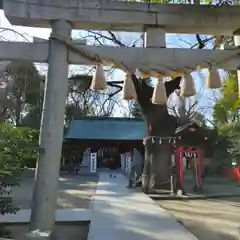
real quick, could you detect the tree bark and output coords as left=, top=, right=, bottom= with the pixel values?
left=15, top=97, right=21, bottom=126
left=131, top=75, right=181, bottom=191
left=0, top=107, right=7, bottom=123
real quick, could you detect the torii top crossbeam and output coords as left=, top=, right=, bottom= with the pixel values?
left=1, top=0, right=240, bottom=75
left=2, top=0, right=240, bottom=35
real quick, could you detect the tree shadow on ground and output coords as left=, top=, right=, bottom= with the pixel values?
left=11, top=174, right=99, bottom=209
left=157, top=199, right=240, bottom=240
left=57, top=190, right=94, bottom=209
left=89, top=172, right=240, bottom=240
left=88, top=193, right=198, bottom=240
left=177, top=219, right=238, bottom=240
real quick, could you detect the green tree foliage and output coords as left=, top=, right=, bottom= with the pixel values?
left=5, top=60, right=43, bottom=105
left=1, top=60, right=45, bottom=128
left=213, top=74, right=240, bottom=126
left=0, top=61, right=40, bottom=236
left=213, top=74, right=240, bottom=158
left=0, top=124, right=37, bottom=218
left=0, top=124, right=37, bottom=237
left=127, top=0, right=234, bottom=5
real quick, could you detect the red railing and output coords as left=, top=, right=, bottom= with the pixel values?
left=223, top=166, right=240, bottom=183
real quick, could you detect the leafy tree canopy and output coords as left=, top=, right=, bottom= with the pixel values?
left=0, top=124, right=37, bottom=219
left=212, top=74, right=240, bottom=159
left=213, top=74, right=240, bottom=126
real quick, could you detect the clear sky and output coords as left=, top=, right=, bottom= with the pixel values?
left=0, top=9, right=223, bottom=121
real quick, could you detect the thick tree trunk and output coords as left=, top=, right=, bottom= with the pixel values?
left=150, top=141, right=172, bottom=189
left=131, top=75, right=181, bottom=191
left=15, top=95, right=21, bottom=126
left=143, top=137, right=173, bottom=191
left=0, top=107, right=7, bottom=123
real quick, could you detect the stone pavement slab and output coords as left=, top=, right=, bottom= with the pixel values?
left=87, top=173, right=198, bottom=240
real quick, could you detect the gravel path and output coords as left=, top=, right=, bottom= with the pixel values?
left=155, top=178, right=240, bottom=240
left=156, top=197, right=240, bottom=240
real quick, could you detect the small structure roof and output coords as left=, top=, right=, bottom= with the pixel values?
left=65, top=117, right=146, bottom=141
left=175, top=121, right=214, bottom=147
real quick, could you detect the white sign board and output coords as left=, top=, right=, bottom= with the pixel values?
left=90, top=153, right=97, bottom=173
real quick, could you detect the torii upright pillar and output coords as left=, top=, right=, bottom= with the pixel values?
left=30, top=20, right=72, bottom=233
left=234, top=35, right=240, bottom=97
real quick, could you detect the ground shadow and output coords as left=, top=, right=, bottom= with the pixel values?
left=156, top=198, right=240, bottom=240
left=11, top=174, right=99, bottom=209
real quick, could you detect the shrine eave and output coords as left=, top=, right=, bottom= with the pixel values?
left=65, top=117, right=147, bottom=141
left=2, top=0, right=240, bottom=35
left=175, top=121, right=214, bottom=140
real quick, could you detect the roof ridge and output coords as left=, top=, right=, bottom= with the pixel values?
left=72, top=117, right=144, bottom=121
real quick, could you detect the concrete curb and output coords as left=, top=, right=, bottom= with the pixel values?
left=149, top=193, right=240, bottom=200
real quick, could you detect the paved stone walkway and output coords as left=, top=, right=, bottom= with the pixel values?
left=87, top=173, right=198, bottom=240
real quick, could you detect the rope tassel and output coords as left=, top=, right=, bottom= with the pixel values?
left=180, top=72, right=196, bottom=98
left=151, top=79, right=167, bottom=105
left=90, top=64, right=107, bottom=91
left=206, top=67, right=222, bottom=89
left=122, top=73, right=137, bottom=100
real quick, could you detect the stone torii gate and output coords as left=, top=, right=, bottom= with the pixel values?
left=1, top=0, right=240, bottom=237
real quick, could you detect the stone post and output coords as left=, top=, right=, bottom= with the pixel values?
left=142, top=137, right=151, bottom=193
left=234, top=36, right=240, bottom=97
left=30, top=20, right=72, bottom=232
left=145, top=27, right=166, bottom=48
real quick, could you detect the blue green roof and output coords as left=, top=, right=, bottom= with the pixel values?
left=65, top=117, right=146, bottom=140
